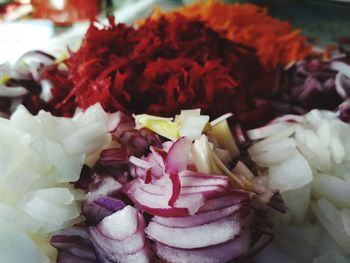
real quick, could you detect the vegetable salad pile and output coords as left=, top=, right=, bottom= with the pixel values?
left=1, top=1, right=350, bottom=263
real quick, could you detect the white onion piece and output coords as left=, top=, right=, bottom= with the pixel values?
left=175, top=109, right=201, bottom=125
left=305, top=109, right=323, bottom=128
left=330, top=61, right=350, bottom=79
left=179, top=115, right=209, bottom=140
left=39, top=79, right=53, bottom=102
left=253, top=244, right=297, bottom=263
left=30, top=139, right=85, bottom=182
left=62, top=122, right=110, bottom=155
left=272, top=224, right=320, bottom=262
left=0, top=204, right=39, bottom=232
left=281, top=184, right=311, bottom=224
left=210, top=112, right=233, bottom=127
left=0, top=103, right=116, bottom=261
left=312, top=174, right=350, bottom=209
left=251, top=139, right=298, bottom=166
left=330, top=134, right=345, bottom=164
left=313, top=252, right=349, bottom=263
left=268, top=151, right=313, bottom=192
left=22, top=188, right=81, bottom=231
left=247, top=122, right=293, bottom=140
left=249, top=138, right=296, bottom=156
left=335, top=72, right=348, bottom=99
left=74, top=103, right=109, bottom=126
left=0, top=226, right=49, bottom=263
left=192, top=135, right=213, bottom=174
left=316, top=120, right=332, bottom=150
left=311, top=199, right=350, bottom=254
left=271, top=114, right=304, bottom=124
left=0, top=85, right=28, bottom=97
left=340, top=209, right=350, bottom=237
left=249, top=109, right=350, bottom=261
left=302, top=129, right=331, bottom=170
left=211, top=120, right=239, bottom=159
left=145, top=214, right=241, bottom=249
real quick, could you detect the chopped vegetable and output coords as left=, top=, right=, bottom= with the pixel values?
left=89, top=206, right=153, bottom=263
left=150, top=0, right=311, bottom=70
left=248, top=109, right=350, bottom=260
left=0, top=103, right=114, bottom=261
left=9, top=14, right=272, bottom=128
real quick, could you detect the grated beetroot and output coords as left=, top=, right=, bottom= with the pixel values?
left=41, top=15, right=270, bottom=127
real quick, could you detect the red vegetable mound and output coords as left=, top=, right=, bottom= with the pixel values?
left=43, top=15, right=270, bottom=127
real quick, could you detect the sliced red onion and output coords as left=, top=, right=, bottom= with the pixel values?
left=56, top=250, right=98, bottom=263
left=165, top=137, right=192, bottom=205
left=122, top=178, right=189, bottom=217
left=152, top=203, right=242, bottom=228
left=198, top=191, right=252, bottom=213
left=98, top=148, right=130, bottom=168
left=143, top=147, right=167, bottom=179
left=165, top=137, right=193, bottom=174
left=129, top=156, right=152, bottom=170
left=74, top=165, right=102, bottom=191
left=145, top=213, right=242, bottom=249
left=93, top=196, right=125, bottom=212
left=89, top=218, right=144, bottom=255
left=179, top=185, right=226, bottom=195
left=154, top=229, right=251, bottom=263
left=51, top=226, right=97, bottom=263
left=179, top=170, right=229, bottom=187
left=83, top=197, right=125, bottom=225
left=110, top=112, right=161, bottom=156
left=168, top=172, right=181, bottom=206
left=173, top=192, right=206, bottom=215
left=12, top=50, right=55, bottom=81
left=85, top=176, right=123, bottom=202
left=89, top=206, right=153, bottom=263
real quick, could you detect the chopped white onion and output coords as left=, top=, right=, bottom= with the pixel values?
left=0, top=103, right=114, bottom=261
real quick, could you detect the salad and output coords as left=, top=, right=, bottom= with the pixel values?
left=1, top=1, right=350, bottom=262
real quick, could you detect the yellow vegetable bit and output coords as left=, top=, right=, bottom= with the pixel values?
left=134, top=114, right=180, bottom=140
left=0, top=74, right=10, bottom=85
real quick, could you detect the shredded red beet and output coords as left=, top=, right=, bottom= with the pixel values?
left=41, top=15, right=270, bottom=127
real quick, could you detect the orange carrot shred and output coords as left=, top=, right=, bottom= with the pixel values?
left=150, top=0, right=312, bottom=70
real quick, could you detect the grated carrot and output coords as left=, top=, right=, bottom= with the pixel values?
left=150, top=0, right=312, bottom=70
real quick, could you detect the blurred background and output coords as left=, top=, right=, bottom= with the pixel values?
left=0, top=0, right=349, bottom=63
